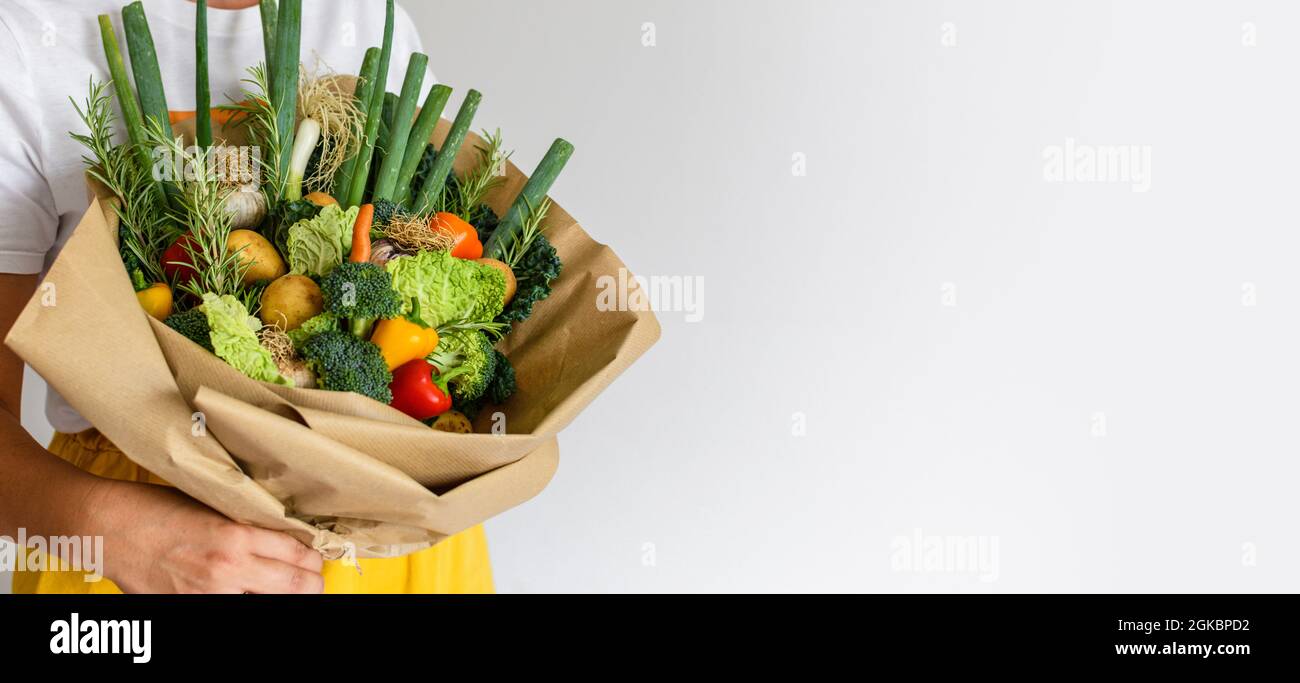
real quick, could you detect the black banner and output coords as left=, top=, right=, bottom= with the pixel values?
left=0, top=594, right=1285, bottom=669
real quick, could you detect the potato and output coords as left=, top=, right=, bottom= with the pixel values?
left=304, top=192, right=338, bottom=207
left=431, top=411, right=474, bottom=434
left=228, top=229, right=287, bottom=285
left=475, top=258, right=517, bottom=305
left=260, top=275, right=324, bottom=331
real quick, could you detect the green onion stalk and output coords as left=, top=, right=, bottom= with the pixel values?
left=270, top=0, right=301, bottom=200
left=393, top=84, right=452, bottom=207
left=196, top=0, right=212, bottom=148
left=412, top=89, right=481, bottom=214
left=371, top=52, right=428, bottom=201
left=344, top=0, right=396, bottom=207
left=483, top=138, right=574, bottom=259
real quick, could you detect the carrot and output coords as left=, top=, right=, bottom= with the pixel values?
left=350, top=203, right=374, bottom=263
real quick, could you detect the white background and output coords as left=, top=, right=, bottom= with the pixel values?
left=7, top=0, right=1299, bottom=593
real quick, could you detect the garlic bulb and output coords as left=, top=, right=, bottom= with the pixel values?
left=225, top=183, right=266, bottom=229
left=213, top=145, right=266, bottom=229
left=367, top=238, right=409, bottom=267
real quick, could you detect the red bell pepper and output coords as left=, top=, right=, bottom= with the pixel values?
left=388, top=359, right=467, bottom=421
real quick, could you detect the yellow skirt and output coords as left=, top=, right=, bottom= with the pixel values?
left=12, top=430, right=493, bottom=594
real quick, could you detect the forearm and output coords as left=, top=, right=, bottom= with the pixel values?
left=0, top=408, right=107, bottom=540
left=0, top=273, right=110, bottom=542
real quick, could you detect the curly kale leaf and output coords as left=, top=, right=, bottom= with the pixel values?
left=497, top=233, right=562, bottom=324
left=472, top=206, right=561, bottom=325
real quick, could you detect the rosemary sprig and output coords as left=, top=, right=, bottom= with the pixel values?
left=69, top=78, right=174, bottom=286
left=218, top=64, right=285, bottom=208
left=452, top=129, right=512, bottom=218
left=143, top=118, right=249, bottom=302
left=497, top=195, right=552, bottom=270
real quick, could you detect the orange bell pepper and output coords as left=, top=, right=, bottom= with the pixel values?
left=432, top=212, right=483, bottom=260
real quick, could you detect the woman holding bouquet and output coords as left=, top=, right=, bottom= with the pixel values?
left=0, top=0, right=494, bottom=594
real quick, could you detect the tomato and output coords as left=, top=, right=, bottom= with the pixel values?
left=136, top=283, right=174, bottom=320
left=161, top=234, right=197, bottom=284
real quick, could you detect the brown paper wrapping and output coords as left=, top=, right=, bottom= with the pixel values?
left=5, top=119, right=660, bottom=559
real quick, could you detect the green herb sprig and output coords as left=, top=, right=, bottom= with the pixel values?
left=449, top=129, right=512, bottom=218
left=498, top=196, right=552, bottom=270
left=219, top=64, right=286, bottom=209
left=70, top=78, right=174, bottom=286
left=143, top=118, right=251, bottom=306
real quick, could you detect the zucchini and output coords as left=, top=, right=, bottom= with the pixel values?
left=412, top=89, right=481, bottom=214
left=344, top=0, right=395, bottom=207
left=393, top=84, right=451, bottom=206
left=483, top=138, right=574, bottom=259
left=372, top=52, right=429, bottom=201
left=195, top=0, right=211, bottom=148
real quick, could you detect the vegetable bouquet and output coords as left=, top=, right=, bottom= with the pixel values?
left=5, top=0, right=660, bottom=557
left=78, top=0, right=573, bottom=430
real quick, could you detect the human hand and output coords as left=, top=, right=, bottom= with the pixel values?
left=86, top=478, right=324, bottom=594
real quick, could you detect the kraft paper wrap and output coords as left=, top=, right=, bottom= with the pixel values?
left=5, top=115, right=661, bottom=559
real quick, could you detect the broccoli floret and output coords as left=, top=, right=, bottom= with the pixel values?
left=428, top=330, right=498, bottom=402
left=164, top=308, right=214, bottom=352
left=300, top=330, right=393, bottom=403
left=456, top=350, right=516, bottom=419
left=286, top=312, right=341, bottom=351
left=319, top=261, right=403, bottom=338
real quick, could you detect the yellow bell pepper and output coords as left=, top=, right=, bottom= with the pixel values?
left=136, top=283, right=173, bottom=321
left=371, top=316, right=439, bottom=370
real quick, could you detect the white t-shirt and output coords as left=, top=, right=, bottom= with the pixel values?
left=0, top=0, right=433, bottom=433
